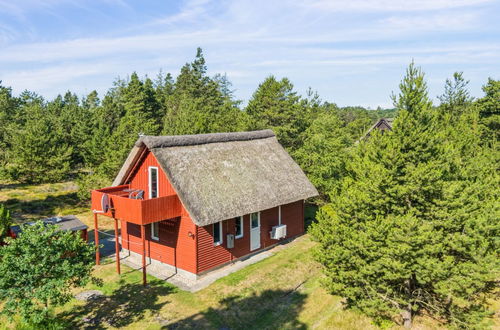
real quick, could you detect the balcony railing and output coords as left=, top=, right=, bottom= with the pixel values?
left=91, top=185, right=182, bottom=225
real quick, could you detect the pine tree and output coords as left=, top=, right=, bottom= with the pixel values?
left=0, top=204, right=12, bottom=242
left=476, top=78, right=500, bottom=143
left=438, top=72, right=473, bottom=116
left=294, top=112, right=352, bottom=203
left=310, top=62, right=499, bottom=328
left=8, top=103, right=72, bottom=183
left=162, top=48, right=245, bottom=135
left=100, top=73, right=161, bottom=177
left=245, top=75, right=309, bottom=151
left=0, top=83, right=18, bottom=177
left=81, top=89, right=123, bottom=170
left=46, top=92, right=94, bottom=169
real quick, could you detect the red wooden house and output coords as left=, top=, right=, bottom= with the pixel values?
left=91, top=130, right=317, bottom=284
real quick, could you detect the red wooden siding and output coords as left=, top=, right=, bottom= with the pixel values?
left=91, top=187, right=182, bottom=225
left=120, top=150, right=197, bottom=274
left=128, top=151, right=177, bottom=197
left=120, top=211, right=197, bottom=273
left=280, top=200, right=304, bottom=238
left=196, top=221, right=232, bottom=273
left=90, top=150, right=183, bottom=225
left=196, top=200, right=305, bottom=273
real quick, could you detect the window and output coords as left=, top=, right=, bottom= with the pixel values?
left=251, top=212, right=260, bottom=229
left=213, top=221, right=223, bottom=246
left=235, top=216, right=243, bottom=238
left=148, top=167, right=159, bottom=199
left=151, top=222, right=159, bottom=241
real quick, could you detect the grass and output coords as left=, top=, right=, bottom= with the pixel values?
left=1, top=181, right=498, bottom=329
left=57, top=236, right=377, bottom=330
left=0, top=181, right=87, bottom=223
left=0, top=180, right=115, bottom=231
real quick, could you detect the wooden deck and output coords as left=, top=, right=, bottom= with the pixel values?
left=91, top=185, right=182, bottom=225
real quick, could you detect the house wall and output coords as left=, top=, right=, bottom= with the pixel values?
left=121, top=151, right=197, bottom=274
left=128, top=151, right=177, bottom=198
left=120, top=211, right=197, bottom=273
left=196, top=200, right=304, bottom=273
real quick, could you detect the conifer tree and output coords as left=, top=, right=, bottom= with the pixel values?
left=46, top=92, right=93, bottom=168
left=476, top=78, right=500, bottom=143
left=245, top=75, right=309, bottom=151
left=100, top=73, right=161, bottom=177
left=162, top=48, right=245, bottom=136
left=438, top=72, right=473, bottom=115
left=8, top=103, right=72, bottom=183
left=0, top=204, right=12, bottom=242
left=81, top=89, right=123, bottom=170
left=311, top=62, right=499, bottom=328
left=0, top=83, right=18, bottom=177
left=294, top=112, right=351, bottom=203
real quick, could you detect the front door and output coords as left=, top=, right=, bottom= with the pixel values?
left=250, top=212, right=260, bottom=251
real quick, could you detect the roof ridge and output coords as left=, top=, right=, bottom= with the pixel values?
left=137, top=129, right=275, bottom=149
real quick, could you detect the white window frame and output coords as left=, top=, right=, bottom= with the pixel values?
left=148, top=166, right=159, bottom=199
left=278, top=205, right=282, bottom=225
left=235, top=216, right=244, bottom=239
left=213, top=221, right=223, bottom=246
left=250, top=212, right=260, bottom=229
left=151, top=222, right=159, bottom=241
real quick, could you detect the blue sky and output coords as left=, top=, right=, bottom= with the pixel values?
left=0, top=0, right=499, bottom=108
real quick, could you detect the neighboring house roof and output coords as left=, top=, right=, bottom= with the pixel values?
left=113, top=130, right=318, bottom=226
left=359, top=117, right=394, bottom=141
left=10, top=215, right=88, bottom=236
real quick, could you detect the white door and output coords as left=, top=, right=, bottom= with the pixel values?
left=250, top=212, right=260, bottom=251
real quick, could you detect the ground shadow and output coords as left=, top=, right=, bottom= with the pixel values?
left=88, top=229, right=119, bottom=257
left=3, top=192, right=85, bottom=221
left=304, top=203, right=318, bottom=232
left=60, top=279, right=175, bottom=329
left=166, top=289, right=308, bottom=329
left=0, top=182, right=32, bottom=190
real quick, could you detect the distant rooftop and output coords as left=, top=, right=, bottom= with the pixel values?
left=10, top=215, right=88, bottom=236
left=359, top=117, right=394, bottom=141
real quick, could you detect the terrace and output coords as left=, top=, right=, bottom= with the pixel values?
left=91, top=185, right=182, bottom=225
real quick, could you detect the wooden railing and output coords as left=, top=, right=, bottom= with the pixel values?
left=91, top=185, right=182, bottom=225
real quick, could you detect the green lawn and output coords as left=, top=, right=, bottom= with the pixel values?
left=1, top=182, right=498, bottom=329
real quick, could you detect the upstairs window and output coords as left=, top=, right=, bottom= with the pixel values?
left=213, top=221, right=223, bottom=246
left=148, top=166, right=159, bottom=199
left=235, top=216, right=243, bottom=238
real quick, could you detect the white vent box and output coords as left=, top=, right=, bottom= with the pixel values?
left=270, top=224, right=287, bottom=240
left=227, top=234, right=235, bottom=248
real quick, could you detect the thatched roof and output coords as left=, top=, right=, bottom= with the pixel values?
left=114, top=130, right=318, bottom=226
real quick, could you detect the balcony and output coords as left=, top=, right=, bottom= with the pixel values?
left=91, top=185, right=182, bottom=225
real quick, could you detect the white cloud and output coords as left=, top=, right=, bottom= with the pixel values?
left=306, top=0, right=492, bottom=12
left=381, top=11, right=481, bottom=31
left=152, top=0, right=211, bottom=25
left=1, top=62, right=115, bottom=93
